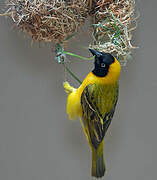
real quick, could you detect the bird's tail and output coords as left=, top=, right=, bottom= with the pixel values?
left=91, top=148, right=106, bottom=178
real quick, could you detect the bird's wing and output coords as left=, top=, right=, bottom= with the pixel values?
left=81, top=83, right=119, bottom=149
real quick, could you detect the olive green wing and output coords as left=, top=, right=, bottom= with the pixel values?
left=81, top=83, right=119, bottom=149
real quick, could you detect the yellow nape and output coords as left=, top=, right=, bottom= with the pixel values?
left=63, top=82, right=82, bottom=120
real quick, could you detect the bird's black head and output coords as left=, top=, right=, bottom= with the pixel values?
left=89, top=49, right=115, bottom=77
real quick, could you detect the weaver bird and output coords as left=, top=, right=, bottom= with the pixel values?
left=64, top=49, right=121, bottom=178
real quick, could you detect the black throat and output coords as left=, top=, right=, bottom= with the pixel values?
left=92, top=65, right=109, bottom=77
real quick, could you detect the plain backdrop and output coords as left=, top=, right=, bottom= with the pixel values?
left=0, top=1, right=157, bottom=180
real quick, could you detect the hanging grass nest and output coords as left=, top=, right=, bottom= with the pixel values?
left=1, top=0, right=138, bottom=67
left=89, top=0, right=138, bottom=66
left=2, top=0, right=89, bottom=43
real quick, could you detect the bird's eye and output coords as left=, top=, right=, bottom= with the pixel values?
left=101, top=63, right=106, bottom=68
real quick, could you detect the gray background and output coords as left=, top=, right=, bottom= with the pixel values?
left=0, top=1, right=157, bottom=180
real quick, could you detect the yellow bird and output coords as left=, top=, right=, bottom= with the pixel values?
left=64, top=49, right=121, bottom=178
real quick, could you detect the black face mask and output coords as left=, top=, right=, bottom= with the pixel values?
left=92, top=52, right=115, bottom=77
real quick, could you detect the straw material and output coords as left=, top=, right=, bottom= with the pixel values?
left=1, top=0, right=138, bottom=65
left=90, top=0, right=138, bottom=65
left=2, top=0, right=89, bottom=43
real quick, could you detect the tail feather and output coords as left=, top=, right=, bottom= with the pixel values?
left=92, top=149, right=106, bottom=178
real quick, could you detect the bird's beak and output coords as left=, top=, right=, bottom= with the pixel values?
left=89, top=49, right=102, bottom=57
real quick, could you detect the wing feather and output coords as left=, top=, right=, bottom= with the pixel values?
left=81, top=83, right=119, bottom=149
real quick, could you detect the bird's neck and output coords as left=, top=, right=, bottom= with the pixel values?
left=92, top=61, right=120, bottom=84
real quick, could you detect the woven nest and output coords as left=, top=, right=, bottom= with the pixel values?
left=90, top=0, right=138, bottom=65
left=3, top=0, right=89, bottom=43
left=1, top=0, right=138, bottom=65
